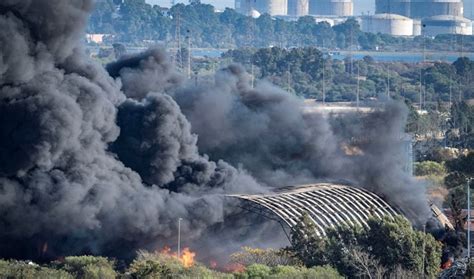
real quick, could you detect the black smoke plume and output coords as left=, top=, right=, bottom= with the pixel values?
left=0, top=0, right=428, bottom=261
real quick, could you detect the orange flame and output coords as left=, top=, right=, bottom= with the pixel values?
left=159, top=246, right=196, bottom=268
left=180, top=248, right=196, bottom=268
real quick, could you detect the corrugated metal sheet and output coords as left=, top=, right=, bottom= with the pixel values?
left=229, top=183, right=399, bottom=236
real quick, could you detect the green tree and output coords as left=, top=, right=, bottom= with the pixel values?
left=290, top=213, right=327, bottom=267
left=0, top=260, right=72, bottom=279
left=55, top=256, right=116, bottom=279
left=291, top=215, right=442, bottom=278
left=414, top=161, right=446, bottom=176
left=244, top=264, right=271, bottom=278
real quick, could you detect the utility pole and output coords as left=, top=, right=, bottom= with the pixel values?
left=322, top=59, right=326, bottom=104
left=356, top=64, right=360, bottom=109
left=422, top=224, right=426, bottom=278
left=322, top=40, right=326, bottom=104
left=386, top=65, right=390, bottom=97
left=449, top=73, right=452, bottom=107
left=251, top=64, right=255, bottom=88
left=178, top=218, right=183, bottom=259
left=175, top=11, right=181, bottom=69
left=468, top=178, right=472, bottom=259
left=186, top=29, right=191, bottom=79
left=287, top=64, right=291, bottom=93
left=350, top=24, right=353, bottom=77
left=419, top=67, right=423, bottom=110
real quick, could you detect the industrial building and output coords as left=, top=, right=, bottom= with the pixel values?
left=421, top=15, right=473, bottom=36
left=288, top=0, right=309, bottom=16
left=369, top=0, right=471, bottom=36
left=234, top=0, right=472, bottom=36
left=308, top=0, right=354, bottom=16
left=236, top=0, right=353, bottom=17
left=230, top=183, right=453, bottom=238
left=361, top=13, right=414, bottom=36
left=376, top=0, right=464, bottom=19
left=230, top=183, right=400, bottom=236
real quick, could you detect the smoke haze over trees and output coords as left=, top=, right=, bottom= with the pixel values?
left=0, top=0, right=430, bottom=262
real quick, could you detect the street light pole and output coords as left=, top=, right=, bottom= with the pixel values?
left=422, top=224, right=426, bottom=278
left=178, top=218, right=183, bottom=259
left=468, top=179, right=472, bottom=259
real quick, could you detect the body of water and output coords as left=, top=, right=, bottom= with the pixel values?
left=330, top=51, right=474, bottom=63
left=88, top=46, right=473, bottom=63
left=195, top=49, right=474, bottom=63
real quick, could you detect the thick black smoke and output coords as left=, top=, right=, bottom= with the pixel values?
left=0, top=0, right=261, bottom=260
left=0, top=0, right=428, bottom=261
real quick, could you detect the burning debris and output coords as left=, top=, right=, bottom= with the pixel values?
left=159, top=246, right=196, bottom=268
left=0, top=0, right=429, bottom=261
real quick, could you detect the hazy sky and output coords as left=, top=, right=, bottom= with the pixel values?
left=147, top=0, right=375, bottom=15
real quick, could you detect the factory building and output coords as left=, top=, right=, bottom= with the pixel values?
left=421, top=15, right=473, bottom=36
left=309, top=0, right=353, bottom=16
left=361, top=13, right=414, bottom=36
left=375, top=0, right=464, bottom=19
left=235, top=0, right=288, bottom=16
left=288, top=0, right=309, bottom=16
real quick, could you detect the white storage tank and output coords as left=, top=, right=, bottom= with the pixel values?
left=422, top=15, right=473, bottom=36
left=361, top=13, right=414, bottom=36
left=413, top=19, right=422, bottom=36
left=235, top=0, right=288, bottom=16
left=258, top=0, right=288, bottom=15
left=288, top=0, right=309, bottom=16
left=309, top=0, right=353, bottom=16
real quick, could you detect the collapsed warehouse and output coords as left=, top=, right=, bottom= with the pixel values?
left=228, top=183, right=454, bottom=242
left=229, top=183, right=399, bottom=239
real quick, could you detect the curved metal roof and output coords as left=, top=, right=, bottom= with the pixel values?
left=229, top=183, right=400, bottom=236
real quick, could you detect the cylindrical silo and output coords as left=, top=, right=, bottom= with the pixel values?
left=288, top=0, right=309, bottom=16
left=413, top=19, right=422, bottom=36
left=422, top=15, right=473, bottom=36
left=254, top=0, right=288, bottom=16
left=361, top=14, right=414, bottom=36
left=375, top=0, right=411, bottom=17
left=410, top=0, right=464, bottom=19
left=309, top=0, right=353, bottom=16
left=236, top=0, right=288, bottom=16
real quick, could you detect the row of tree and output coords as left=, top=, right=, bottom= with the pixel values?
left=291, top=215, right=442, bottom=278
left=223, top=47, right=474, bottom=104
left=88, top=0, right=474, bottom=51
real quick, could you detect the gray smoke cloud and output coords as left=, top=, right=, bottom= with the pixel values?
left=0, top=0, right=428, bottom=261
left=169, top=64, right=428, bottom=221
